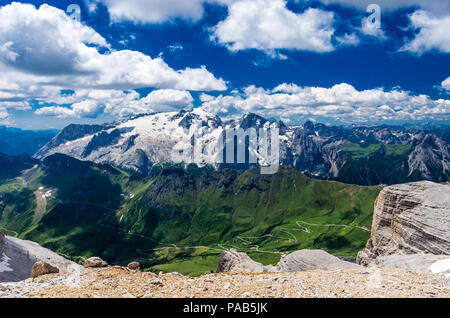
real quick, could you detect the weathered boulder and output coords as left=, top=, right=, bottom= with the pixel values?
left=216, top=249, right=359, bottom=273
left=127, top=262, right=140, bottom=270
left=216, top=249, right=270, bottom=273
left=277, top=250, right=360, bottom=272
left=357, top=181, right=450, bottom=266
left=84, top=257, right=108, bottom=268
left=30, top=261, right=59, bottom=278
left=0, top=235, right=81, bottom=283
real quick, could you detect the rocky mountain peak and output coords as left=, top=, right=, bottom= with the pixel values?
left=238, top=113, right=268, bottom=129
left=303, top=120, right=316, bottom=132
left=33, top=110, right=450, bottom=185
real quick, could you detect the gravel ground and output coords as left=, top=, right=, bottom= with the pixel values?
left=0, top=266, right=448, bottom=298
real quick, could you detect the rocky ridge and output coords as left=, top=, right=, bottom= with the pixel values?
left=357, top=181, right=450, bottom=266
left=0, top=234, right=81, bottom=283
left=34, top=110, right=450, bottom=184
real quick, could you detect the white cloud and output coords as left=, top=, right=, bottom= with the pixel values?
left=200, top=83, right=450, bottom=123
left=211, top=0, right=335, bottom=55
left=0, top=2, right=226, bottom=121
left=360, top=16, right=386, bottom=39
left=335, top=33, right=360, bottom=46
left=87, top=0, right=236, bottom=24
left=91, top=0, right=450, bottom=24
left=90, top=0, right=205, bottom=23
left=34, top=89, right=193, bottom=118
left=35, top=100, right=105, bottom=118
left=442, top=77, right=450, bottom=91
left=167, top=43, right=184, bottom=52
left=0, top=3, right=226, bottom=90
left=139, top=89, right=194, bottom=111
left=400, top=10, right=450, bottom=54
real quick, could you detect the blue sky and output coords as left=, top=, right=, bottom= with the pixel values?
left=0, top=0, right=449, bottom=129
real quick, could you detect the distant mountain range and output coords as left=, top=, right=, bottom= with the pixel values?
left=34, top=109, right=450, bottom=185
left=0, top=126, right=57, bottom=157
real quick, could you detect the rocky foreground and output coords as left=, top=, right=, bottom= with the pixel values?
left=0, top=232, right=81, bottom=283
left=0, top=266, right=448, bottom=298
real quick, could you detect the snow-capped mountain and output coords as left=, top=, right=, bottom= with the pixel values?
left=35, top=109, right=450, bottom=185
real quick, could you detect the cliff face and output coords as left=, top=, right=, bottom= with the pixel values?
left=0, top=235, right=80, bottom=283
left=357, top=181, right=450, bottom=266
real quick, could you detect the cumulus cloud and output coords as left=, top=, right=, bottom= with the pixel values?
left=442, top=77, right=450, bottom=91
left=0, top=3, right=226, bottom=91
left=399, top=10, right=450, bottom=54
left=0, top=3, right=108, bottom=76
left=34, top=89, right=194, bottom=118
left=139, top=89, right=194, bottom=112
left=200, top=83, right=450, bottom=123
left=35, top=100, right=105, bottom=118
left=88, top=0, right=206, bottom=23
left=91, top=0, right=450, bottom=24
left=87, top=0, right=237, bottom=24
left=360, top=16, right=386, bottom=39
left=211, top=0, right=335, bottom=55
left=0, top=2, right=226, bottom=121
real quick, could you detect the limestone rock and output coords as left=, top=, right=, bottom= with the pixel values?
left=127, top=262, right=140, bottom=270
left=84, top=257, right=108, bottom=268
left=357, top=181, right=450, bottom=266
left=0, top=232, right=5, bottom=257
left=277, top=250, right=360, bottom=272
left=216, top=249, right=267, bottom=273
left=370, top=254, right=450, bottom=278
left=30, top=261, right=59, bottom=278
left=216, top=248, right=359, bottom=273
left=1, top=235, right=81, bottom=283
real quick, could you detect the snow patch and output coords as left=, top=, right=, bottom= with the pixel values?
left=0, top=253, right=13, bottom=273
left=429, top=258, right=450, bottom=278
left=43, top=190, right=53, bottom=198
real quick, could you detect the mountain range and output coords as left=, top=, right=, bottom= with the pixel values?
left=35, top=109, right=450, bottom=185
left=0, top=126, right=57, bottom=157
left=0, top=110, right=449, bottom=275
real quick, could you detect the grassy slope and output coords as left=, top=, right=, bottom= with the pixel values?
left=109, top=167, right=380, bottom=275
left=337, top=143, right=417, bottom=185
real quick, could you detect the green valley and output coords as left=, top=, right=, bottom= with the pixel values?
left=0, top=153, right=381, bottom=276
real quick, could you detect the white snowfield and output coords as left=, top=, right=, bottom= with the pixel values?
left=35, top=109, right=286, bottom=174
left=429, top=258, right=450, bottom=279
left=0, top=253, right=12, bottom=273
